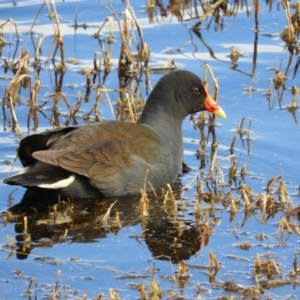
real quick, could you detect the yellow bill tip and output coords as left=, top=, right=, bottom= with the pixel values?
left=204, top=94, right=226, bottom=119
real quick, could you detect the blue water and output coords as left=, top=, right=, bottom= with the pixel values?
left=0, top=1, right=299, bottom=299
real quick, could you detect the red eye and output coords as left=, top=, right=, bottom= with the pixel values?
left=193, top=87, right=200, bottom=94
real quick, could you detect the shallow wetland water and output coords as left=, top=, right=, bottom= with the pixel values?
left=0, top=0, right=300, bottom=299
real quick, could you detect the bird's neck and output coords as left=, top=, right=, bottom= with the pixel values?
left=138, top=102, right=183, bottom=139
left=138, top=104, right=184, bottom=161
left=138, top=87, right=185, bottom=129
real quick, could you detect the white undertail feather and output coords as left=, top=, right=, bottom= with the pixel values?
left=38, top=174, right=76, bottom=189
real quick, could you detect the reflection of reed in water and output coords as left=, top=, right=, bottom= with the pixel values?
left=5, top=181, right=204, bottom=263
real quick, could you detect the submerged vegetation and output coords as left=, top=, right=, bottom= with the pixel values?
left=0, top=0, right=300, bottom=299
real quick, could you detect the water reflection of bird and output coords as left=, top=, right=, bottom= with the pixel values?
left=7, top=187, right=203, bottom=263
left=3, top=71, right=226, bottom=198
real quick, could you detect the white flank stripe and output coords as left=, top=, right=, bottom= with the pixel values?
left=38, top=174, right=76, bottom=189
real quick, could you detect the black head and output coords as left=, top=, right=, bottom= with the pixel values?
left=139, top=70, right=226, bottom=124
left=160, top=70, right=208, bottom=115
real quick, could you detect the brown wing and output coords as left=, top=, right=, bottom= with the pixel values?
left=32, top=122, right=167, bottom=189
left=49, top=121, right=159, bottom=152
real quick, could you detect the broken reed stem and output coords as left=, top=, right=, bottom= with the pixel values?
left=231, top=117, right=246, bottom=151
left=9, top=94, right=22, bottom=136
left=213, top=154, right=235, bottom=170
left=153, top=255, right=176, bottom=281
left=140, top=188, right=149, bottom=216
left=0, top=18, right=20, bottom=42
left=103, top=86, right=116, bottom=120
left=34, top=34, right=45, bottom=62
left=52, top=270, right=61, bottom=298
left=209, top=144, right=219, bottom=173
left=195, top=0, right=228, bottom=24
left=197, top=175, right=203, bottom=194
left=241, top=189, right=251, bottom=210
left=180, top=173, right=198, bottom=191
left=261, top=194, right=267, bottom=223
left=246, top=118, right=252, bottom=155
left=204, top=63, right=219, bottom=93
left=148, top=181, right=158, bottom=201
left=216, top=167, right=225, bottom=186
left=29, top=1, right=46, bottom=34
left=276, top=217, right=293, bottom=235
left=94, top=17, right=113, bottom=38
left=124, top=92, right=137, bottom=122
left=94, top=87, right=103, bottom=122
left=230, top=199, right=237, bottom=213
left=101, top=200, right=117, bottom=225
left=209, top=250, right=220, bottom=270
left=282, top=0, right=294, bottom=41
left=49, top=0, right=65, bottom=63
left=27, top=276, right=34, bottom=295
left=230, top=123, right=239, bottom=151
left=33, top=1, right=64, bottom=65
left=167, top=184, right=176, bottom=203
